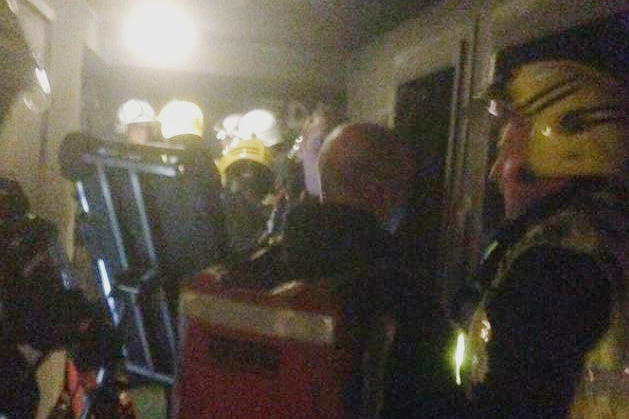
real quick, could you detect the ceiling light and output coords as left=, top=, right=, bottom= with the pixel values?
left=126, top=3, right=196, bottom=65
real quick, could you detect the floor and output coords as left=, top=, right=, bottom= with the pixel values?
left=128, top=383, right=168, bottom=418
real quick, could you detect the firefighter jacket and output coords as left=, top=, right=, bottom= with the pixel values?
left=465, top=181, right=629, bottom=418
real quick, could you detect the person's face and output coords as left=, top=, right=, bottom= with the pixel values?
left=127, top=123, right=152, bottom=144
left=488, top=113, right=568, bottom=219
left=488, top=114, right=534, bottom=219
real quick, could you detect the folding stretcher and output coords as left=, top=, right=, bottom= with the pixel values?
left=59, top=134, right=228, bottom=385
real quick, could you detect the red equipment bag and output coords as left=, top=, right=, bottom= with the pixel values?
left=173, top=267, right=355, bottom=419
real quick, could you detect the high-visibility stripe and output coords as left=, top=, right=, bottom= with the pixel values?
left=517, top=77, right=585, bottom=116
left=181, top=291, right=337, bottom=345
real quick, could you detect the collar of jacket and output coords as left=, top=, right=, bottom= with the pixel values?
left=478, top=180, right=628, bottom=290
left=494, top=181, right=612, bottom=247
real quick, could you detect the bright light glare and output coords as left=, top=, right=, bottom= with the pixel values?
left=76, top=181, right=90, bottom=213
left=488, top=100, right=499, bottom=117
left=23, top=66, right=51, bottom=112
left=97, top=258, right=120, bottom=325
left=35, top=67, right=51, bottom=95
left=97, top=259, right=112, bottom=297
left=454, top=332, right=465, bottom=385
left=126, top=3, right=196, bottom=64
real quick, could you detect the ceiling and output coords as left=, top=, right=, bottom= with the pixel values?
left=80, top=0, right=436, bottom=141
left=85, top=0, right=436, bottom=81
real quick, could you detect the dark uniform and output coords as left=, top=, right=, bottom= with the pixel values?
left=0, top=179, right=118, bottom=416
left=283, top=201, right=467, bottom=418
left=465, top=59, right=629, bottom=418
left=467, top=181, right=629, bottom=417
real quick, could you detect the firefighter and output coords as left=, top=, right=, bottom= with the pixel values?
left=465, top=60, right=629, bottom=417
left=283, top=123, right=467, bottom=417
left=117, top=99, right=160, bottom=144
left=257, top=103, right=346, bottom=244
left=217, top=137, right=274, bottom=256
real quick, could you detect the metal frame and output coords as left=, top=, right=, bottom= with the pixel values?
left=75, top=149, right=183, bottom=386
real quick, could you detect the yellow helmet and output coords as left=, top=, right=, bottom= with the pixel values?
left=487, top=60, right=628, bottom=177
left=216, top=137, right=274, bottom=198
left=158, top=100, right=204, bottom=139
left=216, top=137, right=272, bottom=181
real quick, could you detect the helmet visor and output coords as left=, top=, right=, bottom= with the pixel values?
left=468, top=91, right=526, bottom=148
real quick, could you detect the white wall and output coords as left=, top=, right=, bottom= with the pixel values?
left=0, top=0, right=97, bottom=257
left=345, top=0, right=481, bottom=124
left=46, top=0, right=97, bottom=256
left=346, top=0, right=628, bottom=122
left=0, top=0, right=55, bottom=220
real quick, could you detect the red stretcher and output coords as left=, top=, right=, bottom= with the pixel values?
left=173, top=269, right=356, bottom=419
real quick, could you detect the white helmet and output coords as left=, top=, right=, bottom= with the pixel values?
left=158, top=100, right=204, bottom=139
left=238, top=109, right=282, bottom=147
left=117, top=99, right=156, bottom=133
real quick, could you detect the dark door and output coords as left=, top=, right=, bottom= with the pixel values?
left=393, top=67, right=455, bottom=285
